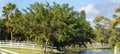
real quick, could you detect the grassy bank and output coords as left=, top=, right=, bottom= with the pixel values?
left=87, top=45, right=113, bottom=49
left=67, top=45, right=113, bottom=53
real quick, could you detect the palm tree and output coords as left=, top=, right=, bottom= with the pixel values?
left=2, top=3, right=16, bottom=48
left=110, top=6, right=120, bottom=29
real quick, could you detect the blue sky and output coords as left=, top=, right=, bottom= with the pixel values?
left=0, top=0, right=103, bottom=12
left=0, top=0, right=120, bottom=26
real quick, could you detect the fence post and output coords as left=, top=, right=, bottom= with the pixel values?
left=33, top=44, right=35, bottom=50
left=22, top=43, right=24, bottom=49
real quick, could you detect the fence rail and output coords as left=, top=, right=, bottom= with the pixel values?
left=0, top=40, right=57, bottom=52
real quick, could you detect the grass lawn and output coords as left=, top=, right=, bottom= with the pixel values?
left=2, top=47, right=64, bottom=54
left=2, top=47, right=44, bottom=54
left=0, top=51, right=11, bottom=54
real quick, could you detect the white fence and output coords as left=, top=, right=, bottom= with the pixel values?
left=0, top=40, right=57, bottom=52
left=0, top=41, right=39, bottom=49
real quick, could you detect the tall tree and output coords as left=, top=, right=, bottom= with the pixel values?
left=1, top=2, right=95, bottom=52
left=80, top=10, right=86, bottom=19
left=94, top=16, right=110, bottom=43
left=2, top=3, right=16, bottom=48
left=21, top=2, right=94, bottom=52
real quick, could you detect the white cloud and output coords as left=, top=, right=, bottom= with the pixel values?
left=86, top=18, right=95, bottom=27
left=78, top=0, right=120, bottom=28
left=79, top=4, right=100, bottom=15
left=96, top=0, right=120, bottom=18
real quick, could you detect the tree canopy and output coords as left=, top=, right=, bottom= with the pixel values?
left=0, top=2, right=94, bottom=51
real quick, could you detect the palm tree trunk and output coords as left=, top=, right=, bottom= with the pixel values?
left=0, top=29, right=1, bottom=35
left=10, top=27, right=13, bottom=48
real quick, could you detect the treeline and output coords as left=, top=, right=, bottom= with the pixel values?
left=0, top=2, right=94, bottom=51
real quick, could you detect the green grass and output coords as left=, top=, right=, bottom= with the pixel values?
left=67, top=46, right=87, bottom=53
left=2, top=47, right=64, bottom=54
left=2, top=47, right=44, bottom=54
left=0, top=51, right=11, bottom=54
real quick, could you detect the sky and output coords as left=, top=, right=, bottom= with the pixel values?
left=0, top=0, right=120, bottom=27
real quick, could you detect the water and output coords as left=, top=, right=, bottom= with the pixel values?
left=79, top=49, right=114, bottom=54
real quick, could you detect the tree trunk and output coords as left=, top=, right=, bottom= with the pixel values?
left=43, top=28, right=52, bottom=53
left=44, top=38, right=49, bottom=53
left=10, top=27, right=13, bottom=48
left=0, top=29, right=1, bottom=35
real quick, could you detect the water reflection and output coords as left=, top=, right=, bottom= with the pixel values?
left=79, top=49, right=113, bottom=54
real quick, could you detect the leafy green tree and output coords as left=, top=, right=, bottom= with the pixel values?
left=21, top=2, right=94, bottom=52
left=1, top=2, right=95, bottom=52
left=93, top=16, right=110, bottom=43
left=80, top=10, right=86, bottom=19
left=108, top=30, right=120, bottom=46
left=10, top=8, right=23, bottom=41
left=2, top=3, right=16, bottom=48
